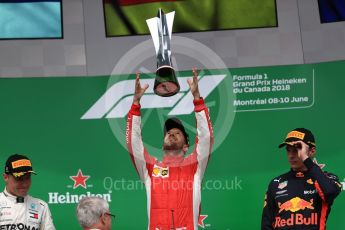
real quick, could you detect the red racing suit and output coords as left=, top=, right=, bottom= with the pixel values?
left=262, top=158, right=342, bottom=230
left=126, top=98, right=213, bottom=230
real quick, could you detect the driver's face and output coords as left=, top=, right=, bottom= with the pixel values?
left=3, top=173, right=31, bottom=197
left=286, top=145, right=304, bottom=171
left=163, top=128, right=187, bottom=151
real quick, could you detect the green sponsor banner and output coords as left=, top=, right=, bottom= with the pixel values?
left=0, top=60, right=344, bottom=229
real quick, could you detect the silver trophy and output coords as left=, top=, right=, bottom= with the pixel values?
left=146, top=9, right=180, bottom=97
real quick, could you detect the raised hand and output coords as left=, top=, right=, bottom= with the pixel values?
left=133, top=72, right=149, bottom=105
left=291, top=141, right=309, bottom=161
left=187, top=67, right=201, bottom=100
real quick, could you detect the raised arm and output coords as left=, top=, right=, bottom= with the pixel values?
left=304, top=158, right=341, bottom=204
left=126, top=72, right=155, bottom=182
left=297, top=141, right=342, bottom=204
left=188, top=68, right=214, bottom=178
left=132, top=72, right=149, bottom=105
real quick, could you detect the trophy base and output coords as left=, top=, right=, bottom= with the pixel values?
left=154, top=82, right=179, bottom=97
left=154, top=66, right=180, bottom=97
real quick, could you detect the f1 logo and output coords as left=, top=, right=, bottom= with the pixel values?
left=81, top=75, right=226, bottom=119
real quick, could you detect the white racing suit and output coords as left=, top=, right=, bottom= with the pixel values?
left=0, top=189, right=55, bottom=230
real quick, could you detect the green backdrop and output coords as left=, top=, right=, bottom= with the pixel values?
left=0, top=60, right=344, bottom=229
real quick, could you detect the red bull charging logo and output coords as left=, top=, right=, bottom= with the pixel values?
left=278, top=197, right=314, bottom=213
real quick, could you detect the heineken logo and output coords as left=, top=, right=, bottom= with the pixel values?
left=48, top=191, right=111, bottom=205
left=48, top=169, right=111, bottom=204
left=198, top=214, right=209, bottom=228
left=69, top=169, right=90, bottom=189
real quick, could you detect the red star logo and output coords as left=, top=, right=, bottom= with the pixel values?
left=70, top=169, right=90, bottom=189
left=198, top=214, right=208, bottom=228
